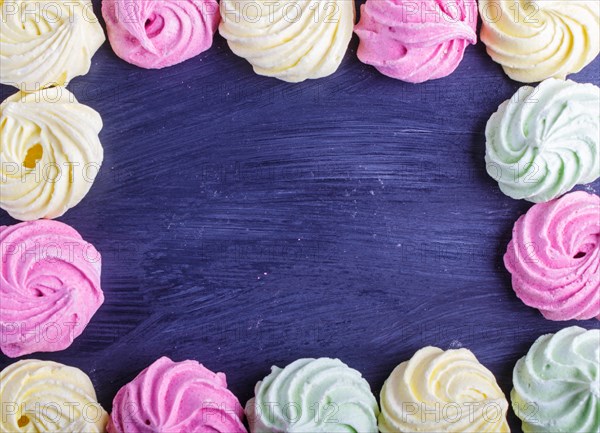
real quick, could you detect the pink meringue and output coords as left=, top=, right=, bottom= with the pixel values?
left=355, top=0, right=478, bottom=83
left=0, top=220, right=103, bottom=357
left=108, top=357, right=247, bottom=433
left=504, top=191, right=600, bottom=321
left=102, top=0, right=220, bottom=69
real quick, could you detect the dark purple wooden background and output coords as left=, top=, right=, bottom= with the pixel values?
left=1, top=1, right=599, bottom=430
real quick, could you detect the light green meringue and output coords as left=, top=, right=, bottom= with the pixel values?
left=485, top=78, right=599, bottom=203
left=245, top=357, right=379, bottom=433
left=512, top=326, right=600, bottom=433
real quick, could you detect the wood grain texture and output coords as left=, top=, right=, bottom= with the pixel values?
left=1, top=1, right=599, bottom=430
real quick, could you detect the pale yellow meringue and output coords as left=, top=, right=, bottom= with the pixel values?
left=380, top=347, right=510, bottom=432
left=219, top=0, right=355, bottom=82
left=0, top=88, right=104, bottom=221
left=0, top=359, right=108, bottom=433
left=479, top=0, right=599, bottom=83
left=0, top=0, right=105, bottom=91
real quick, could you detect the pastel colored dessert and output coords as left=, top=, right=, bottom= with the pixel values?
left=0, top=0, right=105, bottom=90
left=0, top=220, right=103, bottom=357
left=355, top=0, right=478, bottom=83
left=505, top=191, right=600, bottom=321
left=108, top=357, right=247, bottom=433
left=0, top=359, right=108, bottom=432
left=0, top=88, right=104, bottom=220
left=102, top=0, right=220, bottom=69
left=379, top=347, right=509, bottom=432
left=485, top=79, right=599, bottom=203
left=512, top=326, right=599, bottom=432
left=219, top=0, right=355, bottom=82
left=479, top=0, right=599, bottom=83
left=246, top=357, right=379, bottom=432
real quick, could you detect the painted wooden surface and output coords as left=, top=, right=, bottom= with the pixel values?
left=1, top=1, right=599, bottom=430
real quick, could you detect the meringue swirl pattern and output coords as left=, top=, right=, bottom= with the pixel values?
left=379, top=347, right=510, bottom=432
left=479, top=0, right=600, bottom=83
left=219, top=0, right=355, bottom=82
left=504, top=191, right=600, bottom=321
left=108, top=357, right=247, bottom=433
left=0, top=88, right=104, bottom=221
left=0, top=220, right=103, bottom=358
left=485, top=78, right=600, bottom=203
left=0, top=359, right=108, bottom=433
left=512, top=326, right=600, bottom=433
left=355, top=0, right=478, bottom=83
left=102, top=0, right=220, bottom=69
left=246, top=358, right=379, bottom=433
left=0, top=0, right=105, bottom=90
